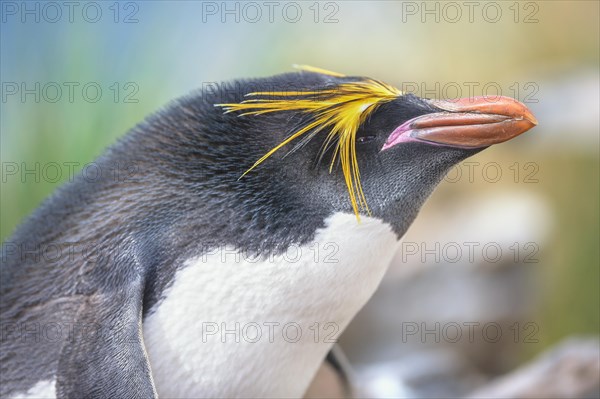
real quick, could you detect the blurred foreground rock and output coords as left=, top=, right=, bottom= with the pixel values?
left=468, top=337, right=599, bottom=399
left=350, top=337, right=599, bottom=399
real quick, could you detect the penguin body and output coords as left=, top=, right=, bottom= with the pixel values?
left=144, top=213, right=397, bottom=398
left=0, top=69, right=536, bottom=398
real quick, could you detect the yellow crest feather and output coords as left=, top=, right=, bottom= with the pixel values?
left=217, top=67, right=402, bottom=220
left=291, top=64, right=346, bottom=77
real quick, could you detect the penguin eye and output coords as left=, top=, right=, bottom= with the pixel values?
left=356, top=135, right=376, bottom=144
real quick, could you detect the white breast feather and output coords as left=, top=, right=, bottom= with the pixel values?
left=143, top=212, right=399, bottom=398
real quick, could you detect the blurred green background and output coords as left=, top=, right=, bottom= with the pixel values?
left=1, top=0, right=598, bottom=366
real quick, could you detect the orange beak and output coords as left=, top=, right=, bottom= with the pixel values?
left=382, top=96, right=538, bottom=150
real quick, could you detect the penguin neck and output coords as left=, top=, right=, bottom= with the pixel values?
left=143, top=212, right=400, bottom=398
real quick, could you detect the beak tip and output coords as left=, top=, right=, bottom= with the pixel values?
left=523, top=108, right=539, bottom=127
left=529, top=116, right=539, bottom=127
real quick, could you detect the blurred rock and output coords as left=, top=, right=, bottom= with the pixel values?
left=355, top=348, right=487, bottom=398
left=468, top=337, right=600, bottom=399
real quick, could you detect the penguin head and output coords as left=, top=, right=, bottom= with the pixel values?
left=171, top=68, right=537, bottom=238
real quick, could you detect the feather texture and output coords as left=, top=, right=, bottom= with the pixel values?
left=217, top=67, right=402, bottom=220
